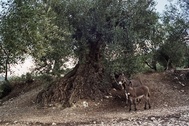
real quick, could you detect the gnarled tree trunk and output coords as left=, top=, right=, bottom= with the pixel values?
left=36, top=42, right=110, bottom=107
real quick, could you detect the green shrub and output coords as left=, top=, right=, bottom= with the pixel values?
left=0, top=81, right=12, bottom=99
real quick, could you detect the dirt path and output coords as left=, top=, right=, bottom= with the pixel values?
left=0, top=102, right=189, bottom=126
left=0, top=72, right=189, bottom=125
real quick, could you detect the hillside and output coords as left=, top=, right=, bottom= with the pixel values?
left=0, top=72, right=189, bottom=126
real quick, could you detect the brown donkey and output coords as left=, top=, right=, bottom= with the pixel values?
left=118, top=74, right=151, bottom=111
left=117, top=74, right=142, bottom=105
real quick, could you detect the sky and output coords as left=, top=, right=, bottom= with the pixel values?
left=156, top=0, right=168, bottom=13
left=155, top=0, right=177, bottom=13
left=0, top=0, right=177, bottom=77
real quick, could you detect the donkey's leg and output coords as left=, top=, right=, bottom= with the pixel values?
left=144, top=102, right=147, bottom=110
left=144, top=97, right=147, bottom=110
left=144, top=96, right=151, bottom=109
left=133, top=99, right=137, bottom=111
left=125, top=91, right=128, bottom=106
left=128, top=98, right=132, bottom=111
left=148, top=102, right=151, bottom=109
left=148, top=97, right=151, bottom=109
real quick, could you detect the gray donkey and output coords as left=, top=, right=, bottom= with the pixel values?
left=118, top=74, right=151, bottom=111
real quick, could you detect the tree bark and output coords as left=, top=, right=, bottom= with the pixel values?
left=36, top=42, right=110, bottom=107
left=5, top=56, right=8, bottom=81
left=145, top=60, right=157, bottom=71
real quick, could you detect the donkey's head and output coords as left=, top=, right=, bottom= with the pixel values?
left=117, top=73, right=132, bottom=105
left=117, top=73, right=131, bottom=86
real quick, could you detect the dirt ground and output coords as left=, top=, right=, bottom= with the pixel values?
left=0, top=72, right=189, bottom=126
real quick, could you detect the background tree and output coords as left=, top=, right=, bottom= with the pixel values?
left=154, top=2, right=189, bottom=70
left=179, top=0, right=189, bottom=67
left=105, top=0, right=159, bottom=75
left=0, top=0, right=68, bottom=79
left=0, top=0, right=27, bottom=81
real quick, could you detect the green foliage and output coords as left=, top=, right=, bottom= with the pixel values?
left=154, top=3, right=189, bottom=70
left=1, top=0, right=189, bottom=78
left=25, top=73, right=32, bottom=81
left=0, top=0, right=73, bottom=77
left=50, top=0, right=159, bottom=76
left=9, top=76, right=25, bottom=83
left=65, top=0, right=125, bottom=55
left=104, top=0, right=159, bottom=75
left=179, top=0, right=189, bottom=20
left=40, top=74, right=54, bottom=82
left=142, top=1, right=189, bottom=71
left=6, top=72, right=34, bottom=86
left=105, top=44, right=147, bottom=76
left=0, top=1, right=44, bottom=78
left=156, top=41, right=186, bottom=69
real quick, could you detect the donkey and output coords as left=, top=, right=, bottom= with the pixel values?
left=118, top=74, right=151, bottom=111
left=117, top=74, right=142, bottom=105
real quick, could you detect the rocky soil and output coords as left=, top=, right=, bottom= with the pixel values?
left=0, top=72, right=189, bottom=126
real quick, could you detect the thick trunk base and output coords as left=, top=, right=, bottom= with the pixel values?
left=36, top=63, right=110, bottom=107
